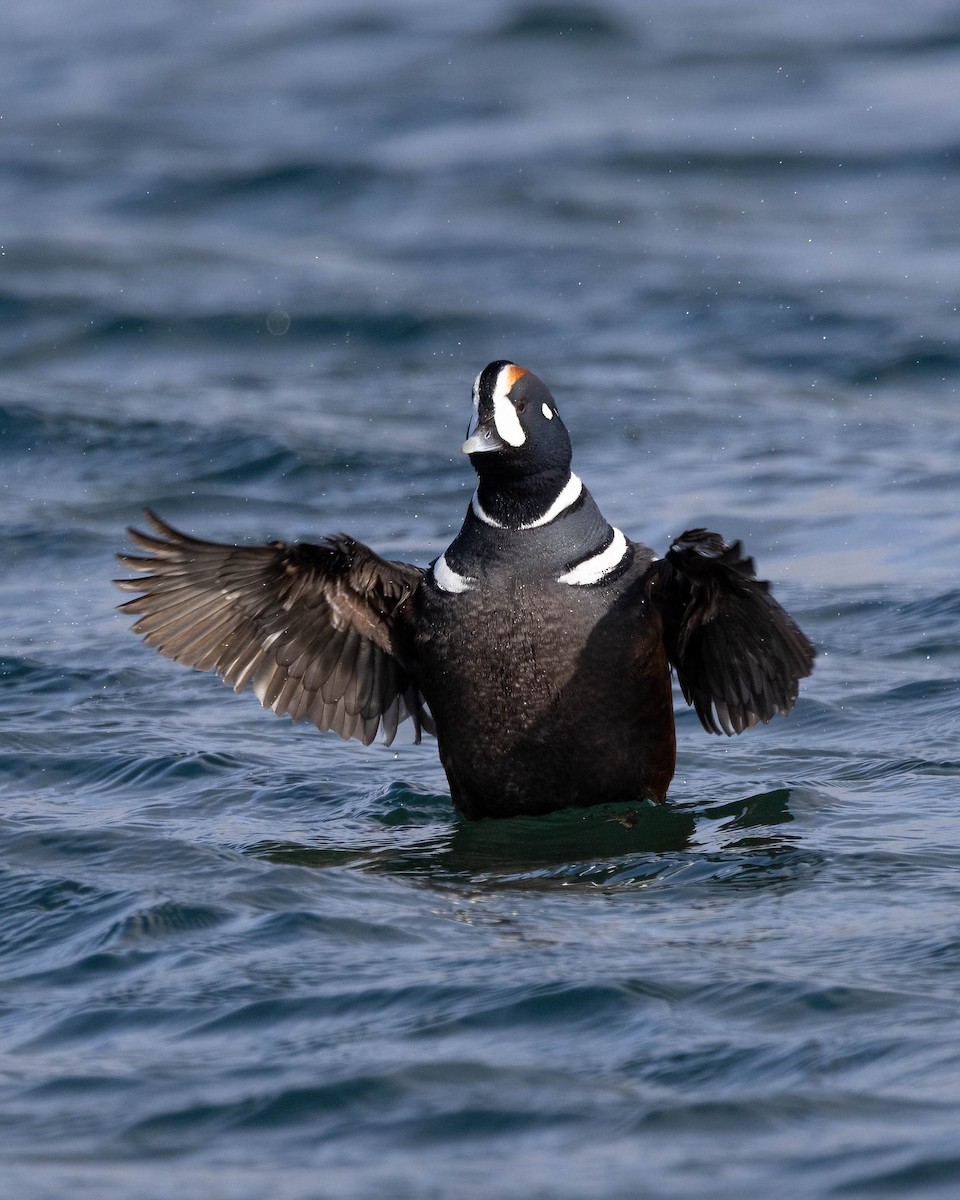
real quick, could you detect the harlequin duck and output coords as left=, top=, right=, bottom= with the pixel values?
left=117, top=361, right=815, bottom=819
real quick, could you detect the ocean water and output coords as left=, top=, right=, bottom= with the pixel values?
left=3, top=1, right=960, bottom=1196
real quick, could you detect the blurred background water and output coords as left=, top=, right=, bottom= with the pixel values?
left=2, top=2, right=960, bottom=1197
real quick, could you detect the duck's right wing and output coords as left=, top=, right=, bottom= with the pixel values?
left=115, top=510, right=432, bottom=746
left=644, top=528, right=815, bottom=736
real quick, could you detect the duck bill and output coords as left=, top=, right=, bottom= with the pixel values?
left=462, top=417, right=506, bottom=455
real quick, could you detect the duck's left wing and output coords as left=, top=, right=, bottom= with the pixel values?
left=644, top=528, right=815, bottom=735
left=115, top=510, right=431, bottom=746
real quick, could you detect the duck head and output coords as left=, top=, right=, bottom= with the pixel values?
left=462, top=361, right=572, bottom=480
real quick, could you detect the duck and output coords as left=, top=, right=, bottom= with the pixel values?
left=116, top=361, right=815, bottom=819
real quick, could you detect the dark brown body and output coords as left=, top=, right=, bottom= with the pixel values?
left=417, top=547, right=676, bottom=819
left=116, top=361, right=814, bottom=822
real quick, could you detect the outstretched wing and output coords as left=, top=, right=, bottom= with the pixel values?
left=115, top=510, right=432, bottom=746
left=645, top=528, right=815, bottom=736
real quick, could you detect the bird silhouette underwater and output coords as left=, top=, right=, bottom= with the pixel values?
left=116, top=361, right=815, bottom=819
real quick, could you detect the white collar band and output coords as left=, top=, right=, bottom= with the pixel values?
left=471, top=472, right=583, bottom=531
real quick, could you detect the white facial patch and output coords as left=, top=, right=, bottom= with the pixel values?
left=432, top=552, right=474, bottom=594
left=491, top=367, right=526, bottom=447
left=542, top=403, right=553, bottom=420
left=558, top=528, right=629, bottom=586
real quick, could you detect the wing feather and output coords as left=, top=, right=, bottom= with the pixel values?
left=646, top=528, right=815, bottom=736
left=116, top=510, right=430, bottom=746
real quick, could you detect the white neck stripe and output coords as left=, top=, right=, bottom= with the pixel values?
left=432, top=553, right=474, bottom=594
left=523, top=472, right=582, bottom=529
left=558, top=528, right=628, bottom=586
left=471, top=491, right=503, bottom=527
left=471, top=472, right=583, bottom=531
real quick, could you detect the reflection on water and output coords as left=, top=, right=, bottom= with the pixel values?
left=246, top=784, right=830, bottom=892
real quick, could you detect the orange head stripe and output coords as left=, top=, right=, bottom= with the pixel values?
left=504, top=364, right=528, bottom=392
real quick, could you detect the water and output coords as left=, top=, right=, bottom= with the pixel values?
left=3, top=1, right=960, bottom=1196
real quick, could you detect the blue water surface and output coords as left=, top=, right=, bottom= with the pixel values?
left=3, top=2, right=960, bottom=1197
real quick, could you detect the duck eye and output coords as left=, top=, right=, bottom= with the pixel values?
left=514, top=398, right=527, bottom=415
